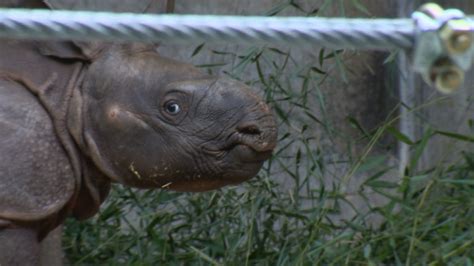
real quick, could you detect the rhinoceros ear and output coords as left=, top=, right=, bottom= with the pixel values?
left=36, top=41, right=108, bottom=61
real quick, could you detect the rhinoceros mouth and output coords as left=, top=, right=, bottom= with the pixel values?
left=201, top=131, right=274, bottom=163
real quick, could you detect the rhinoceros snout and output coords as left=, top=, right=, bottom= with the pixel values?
left=235, top=115, right=278, bottom=153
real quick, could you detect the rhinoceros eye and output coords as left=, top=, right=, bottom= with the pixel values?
left=164, top=100, right=181, bottom=115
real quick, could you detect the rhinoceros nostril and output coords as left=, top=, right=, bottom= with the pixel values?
left=237, top=123, right=261, bottom=136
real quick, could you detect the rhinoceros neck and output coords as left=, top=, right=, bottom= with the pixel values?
left=65, top=63, right=117, bottom=185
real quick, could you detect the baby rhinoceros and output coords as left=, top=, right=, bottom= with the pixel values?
left=0, top=40, right=277, bottom=264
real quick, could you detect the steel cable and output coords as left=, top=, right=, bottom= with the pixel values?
left=0, top=9, right=421, bottom=50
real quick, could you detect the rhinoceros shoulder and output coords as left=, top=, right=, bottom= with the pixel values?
left=0, top=79, right=75, bottom=222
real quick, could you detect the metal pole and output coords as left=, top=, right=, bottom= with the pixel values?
left=0, top=9, right=415, bottom=50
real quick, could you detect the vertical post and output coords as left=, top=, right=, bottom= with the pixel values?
left=397, top=0, right=418, bottom=174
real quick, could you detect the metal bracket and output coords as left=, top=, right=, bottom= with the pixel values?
left=413, top=3, right=474, bottom=93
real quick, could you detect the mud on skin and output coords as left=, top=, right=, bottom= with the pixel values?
left=0, top=1, right=278, bottom=265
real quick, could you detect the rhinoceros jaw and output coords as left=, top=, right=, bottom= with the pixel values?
left=83, top=131, right=123, bottom=184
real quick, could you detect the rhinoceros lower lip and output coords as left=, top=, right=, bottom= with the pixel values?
left=233, top=144, right=273, bottom=162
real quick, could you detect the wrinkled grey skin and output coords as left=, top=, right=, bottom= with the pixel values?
left=0, top=1, right=277, bottom=265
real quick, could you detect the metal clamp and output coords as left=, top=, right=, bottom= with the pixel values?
left=413, top=3, right=474, bottom=93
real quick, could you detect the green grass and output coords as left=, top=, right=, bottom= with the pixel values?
left=63, top=2, right=474, bottom=265
left=63, top=149, right=474, bottom=265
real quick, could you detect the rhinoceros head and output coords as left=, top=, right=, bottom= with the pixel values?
left=71, top=45, right=277, bottom=191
